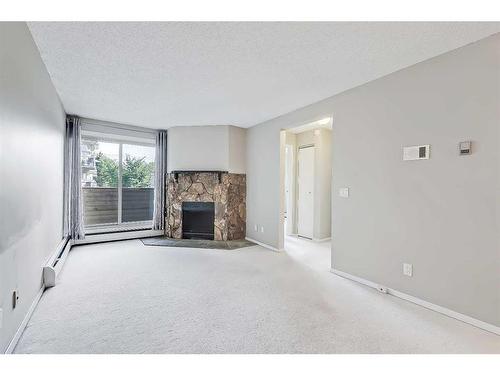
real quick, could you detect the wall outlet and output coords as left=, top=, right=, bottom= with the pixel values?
left=254, top=224, right=258, bottom=232
left=403, top=263, right=413, bottom=277
left=0, top=308, right=3, bottom=329
left=339, top=187, right=349, bottom=198
left=260, top=226, right=264, bottom=233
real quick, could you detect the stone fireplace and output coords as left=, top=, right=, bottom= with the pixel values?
left=165, top=171, right=246, bottom=240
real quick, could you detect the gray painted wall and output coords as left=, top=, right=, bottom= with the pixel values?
left=168, top=125, right=246, bottom=173
left=168, top=125, right=228, bottom=172
left=246, top=34, right=500, bottom=326
left=228, top=126, right=246, bottom=174
left=314, top=128, right=332, bottom=239
left=0, top=22, right=66, bottom=352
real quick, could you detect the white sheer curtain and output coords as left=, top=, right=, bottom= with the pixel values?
left=152, top=130, right=167, bottom=230
left=63, top=115, right=85, bottom=240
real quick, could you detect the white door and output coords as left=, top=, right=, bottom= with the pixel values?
left=297, top=146, right=314, bottom=239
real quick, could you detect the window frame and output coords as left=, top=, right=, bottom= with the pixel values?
left=81, top=122, right=156, bottom=234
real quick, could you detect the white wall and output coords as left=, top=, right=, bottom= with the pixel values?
left=0, top=22, right=66, bottom=352
left=168, top=125, right=246, bottom=173
left=246, top=34, right=500, bottom=327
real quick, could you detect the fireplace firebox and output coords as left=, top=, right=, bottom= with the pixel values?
left=182, top=202, right=215, bottom=240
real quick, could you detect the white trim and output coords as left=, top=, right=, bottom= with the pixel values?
left=82, top=130, right=156, bottom=145
left=52, top=239, right=72, bottom=278
left=4, top=230, right=162, bottom=354
left=5, top=237, right=73, bottom=354
left=117, top=143, right=123, bottom=224
left=331, top=268, right=500, bottom=336
left=80, top=117, right=158, bottom=136
left=4, top=287, right=44, bottom=354
left=313, top=236, right=331, bottom=243
left=74, top=229, right=163, bottom=245
left=245, top=237, right=282, bottom=252
left=44, top=236, right=70, bottom=269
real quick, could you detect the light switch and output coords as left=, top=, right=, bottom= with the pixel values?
left=339, top=188, right=349, bottom=198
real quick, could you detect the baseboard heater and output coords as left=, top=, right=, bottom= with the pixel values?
left=43, top=236, right=72, bottom=288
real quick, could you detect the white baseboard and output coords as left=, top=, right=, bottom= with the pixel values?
left=245, top=237, right=281, bottom=252
left=4, top=287, right=44, bottom=354
left=331, top=268, right=500, bottom=336
left=313, top=237, right=331, bottom=243
left=44, top=236, right=69, bottom=269
left=52, top=239, right=72, bottom=278
left=4, top=231, right=165, bottom=354
left=5, top=237, right=74, bottom=354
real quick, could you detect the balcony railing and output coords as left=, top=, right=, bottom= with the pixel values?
left=82, top=187, right=154, bottom=227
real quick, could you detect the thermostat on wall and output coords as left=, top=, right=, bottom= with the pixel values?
left=403, top=145, right=430, bottom=161
left=459, top=141, right=471, bottom=155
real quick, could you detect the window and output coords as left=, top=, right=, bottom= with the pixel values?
left=121, top=143, right=155, bottom=224
left=81, top=132, right=155, bottom=232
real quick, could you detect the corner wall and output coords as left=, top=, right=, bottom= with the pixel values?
left=0, top=22, right=66, bottom=352
left=246, top=34, right=500, bottom=327
left=167, top=125, right=246, bottom=173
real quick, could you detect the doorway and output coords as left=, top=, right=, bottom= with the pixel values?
left=279, top=117, right=333, bottom=267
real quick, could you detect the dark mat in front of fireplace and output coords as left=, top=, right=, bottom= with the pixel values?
left=141, top=237, right=256, bottom=250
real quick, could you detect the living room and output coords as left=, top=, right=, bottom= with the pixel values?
left=1, top=3, right=499, bottom=372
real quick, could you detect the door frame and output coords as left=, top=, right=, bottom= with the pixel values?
left=284, top=144, right=295, bottom=236
left=279, top=114, right=334, bottom=251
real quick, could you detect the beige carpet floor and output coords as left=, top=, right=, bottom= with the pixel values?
left=14, top=238, right=500, bottom=353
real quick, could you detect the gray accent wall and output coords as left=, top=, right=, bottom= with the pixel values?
left=0, top=22, right=66, bottom=351
left=246, top=34, right=500, bottom=326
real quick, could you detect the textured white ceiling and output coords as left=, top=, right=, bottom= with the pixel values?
left=28, top=22, right=500, bottom=129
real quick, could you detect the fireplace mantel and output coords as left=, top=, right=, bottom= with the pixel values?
left=170, top=170, right=228, bottom=183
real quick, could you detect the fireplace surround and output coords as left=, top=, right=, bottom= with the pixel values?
left=166, top=171, right=246, bottom=240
